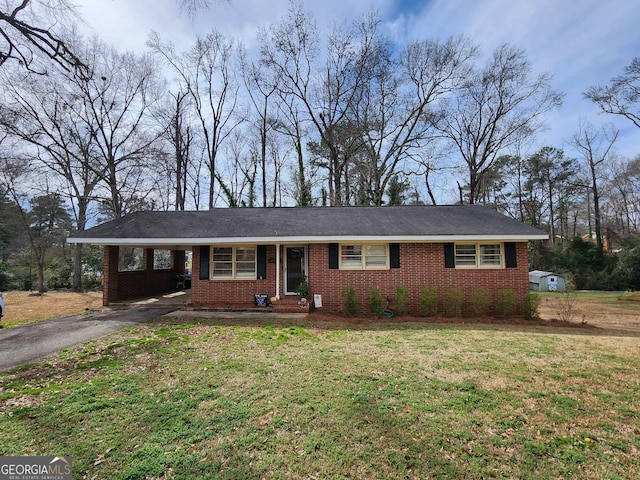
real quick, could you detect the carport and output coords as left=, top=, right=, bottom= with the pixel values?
left=98, top=246, right=190, bottom=306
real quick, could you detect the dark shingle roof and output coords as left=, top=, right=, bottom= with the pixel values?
left=68, top=205, right=546, bottom=246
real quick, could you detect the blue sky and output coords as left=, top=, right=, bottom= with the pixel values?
left=77, top=0, right=640, bottom=162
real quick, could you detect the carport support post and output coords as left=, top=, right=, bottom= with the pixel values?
left=103, top=246, right=120, bottom=306
left=172, top=250, right=186, bottom=275
left=275, top=243, right=280, bottom=300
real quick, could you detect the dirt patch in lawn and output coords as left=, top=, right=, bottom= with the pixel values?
left=0, top=290, right=103, bottom=326
left=537, top=293, right=640, bottom=335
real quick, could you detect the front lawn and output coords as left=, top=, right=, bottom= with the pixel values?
left=0, top=290, right=102, bottom=327
left=1, top=318, right=637, bottom=479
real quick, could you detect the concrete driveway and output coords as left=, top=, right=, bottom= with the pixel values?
left=0, top=304, right=177, bottom=372
left=0, top=289, right=308, bottom=372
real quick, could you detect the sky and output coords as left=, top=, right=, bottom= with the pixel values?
left=75, top=0, right=640, bottom=164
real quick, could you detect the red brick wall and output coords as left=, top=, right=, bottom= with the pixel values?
left=191, top=245, right=277, bottom=307
left=103, top=246, right=119, bottom=305
left=307, top=243, right=530, bottom=315
left=190, top=242, right=531, bottom=315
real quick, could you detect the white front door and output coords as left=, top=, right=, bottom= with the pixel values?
left=284, top=246, right=307, bottom=295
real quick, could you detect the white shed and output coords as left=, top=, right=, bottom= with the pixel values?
left=529, top=270, right=566, bottom=292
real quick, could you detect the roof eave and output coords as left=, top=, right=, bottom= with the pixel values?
left=68, top=233, right=549, bottom=246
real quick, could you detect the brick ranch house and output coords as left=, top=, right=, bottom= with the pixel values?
left=67, top=205, right=547, bottom=315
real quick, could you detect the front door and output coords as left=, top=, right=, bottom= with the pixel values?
left=285, top=246, right=307, bottom=295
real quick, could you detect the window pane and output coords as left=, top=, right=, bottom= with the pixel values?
left=480, top=244, right=502, bottom=266
left=153, top=249, right=171, bottom=270
left=213, top=247, right=233, bottom=261
left=236, top=263, right=255, bottom=277
left=235, top=248, right=255, bottom=262
left=212, top=247, right=233, bottom=277
left=341, top=245, right=362, bottom=268
left=236, top=247, right=256, bottom=278
left=212, top=263, right=232, bottom=277
left=365, top=244, right=387, bottom=268
left=455, top=244, right=477, bottom=267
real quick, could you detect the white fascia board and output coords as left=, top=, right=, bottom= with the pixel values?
left=68, top=233, right=548, bottom=246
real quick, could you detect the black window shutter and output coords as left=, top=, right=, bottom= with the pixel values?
left=444, top=243, right=455, bottom=268
left=504, top=242, right=517, bottom=268
left=328, top=243, right=339, bottom=269
left=199, top=246, right=210, bottom=280
left=389, top=243, right=400, bottom=269
left=257, top=245, right=267, bottom=279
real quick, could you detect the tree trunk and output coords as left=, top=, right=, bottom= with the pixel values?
left=73, top=243, right=83, bottom=291
left=37, top=259, right=45, bottom=294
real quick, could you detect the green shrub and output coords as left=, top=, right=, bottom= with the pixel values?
left=394, top=285, right=409, bottom=316
left=342, top=286, right=358, bottom=316
left=442, top=288, right=464, bottom=318
left=419, top=286, right=439, bottom=316
left=523, top=292, right=541, bottom=319
left=468, top=287, right=491, bottom=317
left=497, top=289, right=518, bottom=316
left=368, top=288, right=383, bottom=316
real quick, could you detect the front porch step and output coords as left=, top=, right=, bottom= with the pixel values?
left=271, top=297, right=310, bottom=313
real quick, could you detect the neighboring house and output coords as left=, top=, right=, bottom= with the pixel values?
left=529, top=270, right=567, bottom=292
left=67, top=205, right=547, bottom=315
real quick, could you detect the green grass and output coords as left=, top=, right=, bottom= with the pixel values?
left=0, top=319, right=638, bottom=479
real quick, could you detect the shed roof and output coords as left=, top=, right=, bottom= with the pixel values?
left=68, top=205, right=547, bottom=248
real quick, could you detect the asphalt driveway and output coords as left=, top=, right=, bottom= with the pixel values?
left=0, top=305, right=177, bottom=372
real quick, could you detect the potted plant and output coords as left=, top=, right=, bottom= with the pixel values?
left=294, top=278, right=310, bottom=300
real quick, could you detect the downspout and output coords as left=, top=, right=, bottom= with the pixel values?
left=275, top=243, right=281, bottom=300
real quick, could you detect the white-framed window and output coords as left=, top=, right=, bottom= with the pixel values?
left=340, top=244, right=389, bottom=270
left=211, top=246, right=256, bottom=279
left=455, top=243, right=503, bottom=268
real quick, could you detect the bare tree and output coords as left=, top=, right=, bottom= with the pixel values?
left=72, top=37, right=165, bottom=218
left=0, top=35, right=164, bottom=286
left=274, top=92, right=314, bottom=206
left=571, top=121, right=618, bottom=255
left=260, top=2, right=381, bottom=206
left=0, top=157, right=71, bottom=293
left=177, top=0, right=229, bottom=17
left=240, top=45, right=279, bottom=207
left=0, top=0, right=87, bottom=76
left=353, top=34, right=477, bottom=205
left=585, top=57, right=640, bottom=129
left=156, top=89, right=194, bottom=210
left=605, top=155, right=640, bottom=236
left=438, top=43, right=563, bottom=204
left=215, top=129, right=255, bottom=207
left=149, top=29, right=242, bottom=209
left=0, top=65, right=102, bottom=289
